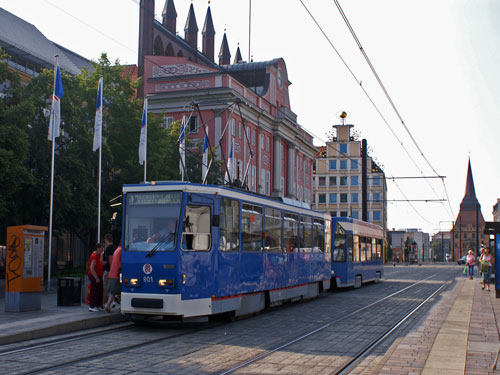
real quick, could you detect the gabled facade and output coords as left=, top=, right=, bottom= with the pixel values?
left=313, top=123, right=387, bottom=234
left=451, top=159, right=488, bottom=260
left=138, top=0, right=315, bottom=203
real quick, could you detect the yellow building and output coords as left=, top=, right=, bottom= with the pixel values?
left=313, top=123, right=387, bottom=236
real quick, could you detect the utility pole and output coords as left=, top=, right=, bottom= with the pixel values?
left=361, top=139, right=367, bottom=221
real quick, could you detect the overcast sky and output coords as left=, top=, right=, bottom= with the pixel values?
left=3, top=0, right=500, bottom=235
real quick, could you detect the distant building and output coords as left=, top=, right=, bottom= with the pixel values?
left=430, top=231, right=451, bottom=261
left=492, top=199, right=500, bottom=222
left=138, top=0, right=315, bottom=201
left=0, top=7, right=92, bottom=81
left=313, top=122, right=387, bottom=233
left=451, top=159, right=488, bottom=260
left=388, top=229, right=431, bottom=262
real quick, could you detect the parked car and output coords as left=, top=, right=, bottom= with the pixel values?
left=457, top=256, right=467, bottom=265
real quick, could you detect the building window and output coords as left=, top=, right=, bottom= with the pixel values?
left=350, top=176, right=359, bottom=186
left=260, top=134, right=264, bottom=149
left=231, top=119, right=235, bottom=136
left=372, top=175, right=381, bottom=186
left=351, top=193, right=359, bottom=203
left=340, top=160, right=348, bottom=170
left=252, top=129, right=256, bottom=146
left=330, top=211, right=337, bottom=217
left=340, top=211, right=348, bottom=217
left=329, top=176, right=337, bottom=186
left=161, top=116, right=173, bottom=129
left=238, top=122, right=242, bottom=139
left=372, top=211, right=381, bottom=221
left=340, top=193, right=348, bottom=203
left=340, top=144, right=347, bottom=154
left=188, top=116, right=198, bottom=133
left=340, top=176, right=348, bottom=186
left=351, top=160, right=359, bottom=170
left=319, top=194, right=326, bottom=204
left=373, top=193, right=381, bottom=202
left=266, top=136, right=270, bottom=152
left=329, top=193, right=337, bottom=203
left=265, top=171, right=271, bottom=195
left=351, top=211, right=359, bottom=219
left=329, top=160, right=337, bottom=170
left=318, top=177, right=326, bottom=187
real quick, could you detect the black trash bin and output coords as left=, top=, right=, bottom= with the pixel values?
left=57, top=277, right=82, bottom=306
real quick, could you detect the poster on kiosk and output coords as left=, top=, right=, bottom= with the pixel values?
left=5, top=225, right=47, bottom=312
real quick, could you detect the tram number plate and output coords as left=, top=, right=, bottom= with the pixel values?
left=143, top=276, right=154, bottom=283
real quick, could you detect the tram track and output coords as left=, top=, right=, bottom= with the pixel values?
left=216, top=272, right=453, bottom=375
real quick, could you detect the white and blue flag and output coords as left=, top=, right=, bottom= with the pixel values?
left=225, top=139, right=234, bottom=183
left=48, top=62, right=64, bottom=140
left=202, top=128, right=209, bottom=182
left=179, top=115, right=186, bottom=181
left=138, top=99, right=147, bottom=165
left=92, top=77, right=103, bottom=151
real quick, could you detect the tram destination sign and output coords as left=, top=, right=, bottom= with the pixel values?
left=127, top=192, right=181, bottom=206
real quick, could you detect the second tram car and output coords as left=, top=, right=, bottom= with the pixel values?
left=121, top=181, right=332, bottom=320
left=331, top=217, right=384, bottom=288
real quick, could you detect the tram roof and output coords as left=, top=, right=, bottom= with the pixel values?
left=123, top=181, right=328, bottom=219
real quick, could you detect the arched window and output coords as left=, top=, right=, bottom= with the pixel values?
left=165, top=43, right=175, bottom=56
left=153, top=36, right=164, bottom=56
left=177, top=50, right=184, bottom=57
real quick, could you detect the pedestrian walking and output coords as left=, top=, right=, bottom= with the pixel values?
left=480, top=247, right=493, bottom=291
left=88, top=243, right=104, bottom=312
left=102, top=233, right=116, bottom=305
left=466, top=250, right=475, bottom=279
left=104, top=245, right=121, bottom=312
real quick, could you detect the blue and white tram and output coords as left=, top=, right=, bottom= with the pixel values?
left=330, top=217, right=384, bottom=288
left=120, top=181, right=332, bottom=320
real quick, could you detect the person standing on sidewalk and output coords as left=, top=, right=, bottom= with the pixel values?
left=466, top=250, right=476, bottom=280
left=88, top=243, right=104, bottom=312
left=104, top=244, right=121, bottom=312
left=102, top=233, right=116, bottom=306
left=480, top=247, right=493, bottom=291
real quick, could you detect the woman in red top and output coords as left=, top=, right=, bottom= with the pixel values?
left=88, top=243, right=104, bottom=312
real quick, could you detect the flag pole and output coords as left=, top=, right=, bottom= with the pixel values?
left=93, top=77, right=104, bottom=243
left=47, top=55, right=59, bottom=291
left=144, top=99, right=147, bottom=182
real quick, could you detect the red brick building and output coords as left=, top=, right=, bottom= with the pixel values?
left=138, top=0, right=315, bottom=203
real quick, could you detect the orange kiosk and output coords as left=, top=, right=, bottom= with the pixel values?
left=5, top=225, right=47, bottom=312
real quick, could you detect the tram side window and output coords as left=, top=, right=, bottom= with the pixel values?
left=284, top=212, right=299, bottom=252
left=348, top=233, right=353, bottom=261
left=182, top=205, right=211, bottom=251
left=219, top=198, right=240, bottom=252
left=360, top=236, right=367, bottom=262
left=366, top=237, right=372, bottom=261
left=242, top=203, right=263, bottom=252
left=299, top=216, right=313, bottom=252
left=313, top=218, right=325, bottom=253
left=353, top=235, right=360, bottom=262
left=333, top=223, right=346, bottom=261
left=377, top=239, right=383, bottom=259
left=372, top=238, right=377, bottom=260
left=264, top=208, right=282, bottom=252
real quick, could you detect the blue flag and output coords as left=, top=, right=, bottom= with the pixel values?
left=179, top=116, right=186, bottom=180
left=138, top=99, right=147, bottom=165
left=48, top=62, right=64, bottom=140
left=92, top=77, right=103, bottom=151
left=202, top=128, right=209, bottom=182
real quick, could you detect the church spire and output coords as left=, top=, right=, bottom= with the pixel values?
left=162, top=0, right=177, bottom=33
left=233, top=44, right=243, bottom=64
left=202, top=5, right=215, bottom=61
left=218, top=32, right=231, bottom=65
left=184, top=3, right=199, bottom=50
left=460, top=158, right=480, bottom=211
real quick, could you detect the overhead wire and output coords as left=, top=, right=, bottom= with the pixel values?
left=331, top=0, right=455, bottom=220
left=298, top=0, right=443, bottom=225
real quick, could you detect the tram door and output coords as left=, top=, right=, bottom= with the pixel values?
left=179, top=194, right=214, bottom=300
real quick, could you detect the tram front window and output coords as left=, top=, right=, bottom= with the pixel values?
left=124, top=191, right=182, bottom=252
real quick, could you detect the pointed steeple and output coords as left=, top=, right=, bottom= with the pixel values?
left=202, top=5, right=215, bottom=61
left=218, top=32, right=231, bottom=65
left=460, top=159, right=480, bottom=210
left=184, top=3, right=198, bottom=50
left=162, top=0, right=177, bottom=33
left=233, top=44, right=243, bottom=64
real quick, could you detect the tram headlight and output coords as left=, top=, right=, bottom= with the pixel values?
left=130, top=278, right=139, bottom=286
left=159, top=279, right=174, bottom=288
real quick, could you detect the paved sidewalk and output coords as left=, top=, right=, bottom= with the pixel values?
left=367, top=276, right=500, bottom=375
left=0, top=289, right=125, bottom=346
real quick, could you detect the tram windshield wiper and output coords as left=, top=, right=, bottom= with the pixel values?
left=145, top=221, right=178, bottom=258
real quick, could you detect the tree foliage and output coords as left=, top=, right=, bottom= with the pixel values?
left=0, top=51, right=222, bottom=245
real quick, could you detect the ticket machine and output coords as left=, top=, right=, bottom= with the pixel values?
left=5, top=225, right=47, bottom=312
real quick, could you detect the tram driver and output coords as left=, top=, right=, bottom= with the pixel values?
left=147, top=218, right=177, bottom=243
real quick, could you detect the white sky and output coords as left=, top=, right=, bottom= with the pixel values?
left=3, top=0, right=500, bottom=235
